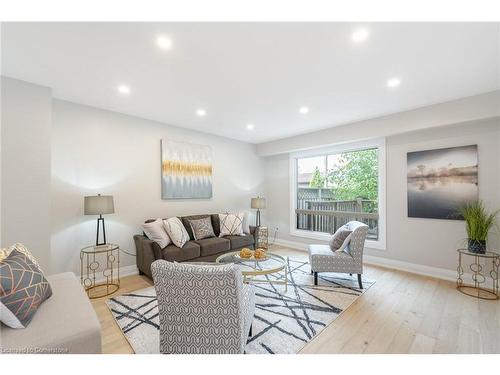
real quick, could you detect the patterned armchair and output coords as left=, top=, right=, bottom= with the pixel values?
left=151, top=260, right=255, bottom=354
left=308, top=221, right=369, bottom=289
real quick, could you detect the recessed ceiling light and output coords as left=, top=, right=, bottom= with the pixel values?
left=352, top=28, right=369, bottom=42
left=299, top=106, right=309, bottom=114
left=156, top=35, right=173, bottom=50
left=117, top=85, right=131, bottom=95
left=196, top=108, right=207, bottom=117
left=386, top=77, right=401, bottom=88
left=246, top=123, right=255, bottom=131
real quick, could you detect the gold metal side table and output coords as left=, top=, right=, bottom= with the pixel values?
left=456, top=249, right=499, bottom=300
left=80, top=243, right=120, bottom=299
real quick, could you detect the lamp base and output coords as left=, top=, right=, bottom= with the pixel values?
left=255, top=209, right=261, bottom=227
left=96, top=216, right=107, bottom=246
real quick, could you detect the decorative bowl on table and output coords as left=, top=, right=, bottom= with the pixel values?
left=236, top=247, right=269, bottom=261
left=239, top=248, right=253, bottom=259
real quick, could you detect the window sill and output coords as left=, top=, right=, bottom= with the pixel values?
left=289, top=229, right=386, bottom=251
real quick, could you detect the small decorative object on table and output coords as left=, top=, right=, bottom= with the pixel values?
left=256, top=226, right=269, bottom=250
left=456, top=248, right=499, bottom=300
left=80, top=243, right=120, bottom=299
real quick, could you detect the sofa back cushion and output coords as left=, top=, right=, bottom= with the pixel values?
left=211, top=214, right=221, bottom=237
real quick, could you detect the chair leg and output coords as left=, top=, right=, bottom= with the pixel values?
left=357, top=274, right=363, bottom=289
left=314, top=272, right=318, bottom=286
left=249, top=324, right=252, bottom=337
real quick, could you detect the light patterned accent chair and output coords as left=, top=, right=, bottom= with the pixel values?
left=308, top=221, right=369, bottom=289
left=151, top=260, right=255, bottom=354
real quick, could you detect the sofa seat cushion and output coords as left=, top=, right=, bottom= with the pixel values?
left=194, top=237, right=231, bottom=257
left=0, top=272, right=101, bottom=354
left=225, top=234, right=255, bottom=249
left=162, top=241, right=200, bottom=262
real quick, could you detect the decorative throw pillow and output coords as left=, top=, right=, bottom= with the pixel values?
left=241, top=211, right=251, bottom=234
left=0, top=249, right=52, bottom=328
left=188, top=217, right=215, bottom=240
left=219, top=213, right=244, bottom=237
left=142, top=219, right=172, bottom=248
left=163, top=217, right=190, bottom=248
left=0, top=246, right=14, bottom=262
left=11, top=243, right=43, bottom=272
left=329, top=227, right=353, bottom=252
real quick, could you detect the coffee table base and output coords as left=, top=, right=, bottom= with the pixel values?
left=244, top=267, right=288, bottom=292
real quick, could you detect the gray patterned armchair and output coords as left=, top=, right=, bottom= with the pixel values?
left=308, top=221, right=369, bottom=289
left=151, top=260, right=255, bottom=354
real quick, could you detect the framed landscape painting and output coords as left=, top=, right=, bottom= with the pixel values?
left=161, top=139, right=213, bottom=199
left=407, top=145, right=478, bottom=220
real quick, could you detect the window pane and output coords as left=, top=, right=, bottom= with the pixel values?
left=297, top=156, right=326, bottom=188
left=296, top=148, right=379, bottom=240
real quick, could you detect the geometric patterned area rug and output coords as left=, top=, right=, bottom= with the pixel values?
left=106, top=258, right=374, bottom=354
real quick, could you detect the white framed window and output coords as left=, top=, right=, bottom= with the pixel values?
left=289, top=138, right=386, bottom=250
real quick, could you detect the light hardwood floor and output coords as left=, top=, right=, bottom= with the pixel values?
left=91, top=246, right=500, bottom=354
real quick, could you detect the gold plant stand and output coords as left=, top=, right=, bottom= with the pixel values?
left=456, top=248, right=499, bottom=300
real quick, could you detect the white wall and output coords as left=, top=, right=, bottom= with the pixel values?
left=264, top=119, right=500, bottom=273
left=51, top=100, right=265, bottom=275
left=257, top=90, right=500, bottom=156
left=1, top=77, right=52, bottom=270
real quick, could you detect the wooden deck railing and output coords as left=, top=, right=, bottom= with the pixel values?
left=296, top=188, right=378, bottom=239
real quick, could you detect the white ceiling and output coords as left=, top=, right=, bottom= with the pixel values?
left=2, top=22, right=499, bottom=143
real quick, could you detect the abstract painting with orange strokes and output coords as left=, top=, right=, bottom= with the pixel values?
left=161, top=139, right=213, bottom=199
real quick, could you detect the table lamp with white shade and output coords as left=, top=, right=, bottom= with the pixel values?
left=251, top=196, right=266, bottom=227
left=84, top=194, right=114, bottom=246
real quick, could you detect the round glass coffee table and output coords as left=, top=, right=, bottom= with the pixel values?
left=216, top=251, right=288, bottom=292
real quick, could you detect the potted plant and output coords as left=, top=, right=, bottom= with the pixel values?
left=458, top=201, right=498, bottom=254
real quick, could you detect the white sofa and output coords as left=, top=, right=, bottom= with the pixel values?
left=0, top=272, right=102, bottom=354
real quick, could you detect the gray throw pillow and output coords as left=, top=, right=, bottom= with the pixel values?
left=0, top=249, right=52, bottom=328
left=329, top=228, right=353, bottom=251
left=189, top=217, right=216, bottom=240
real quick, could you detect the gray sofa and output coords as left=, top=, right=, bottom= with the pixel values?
left=0, top=272, right=101, bottom=354
left=134, top=214, right=258, bottom=279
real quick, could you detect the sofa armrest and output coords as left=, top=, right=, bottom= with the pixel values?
left=134, top=235, right=162, bottom=278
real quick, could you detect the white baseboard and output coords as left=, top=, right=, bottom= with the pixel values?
left=273, top=238, right=458, bottom=282
left=273, top=238, right=309, bottom=251
left=362, top=255, right=457, bottom=282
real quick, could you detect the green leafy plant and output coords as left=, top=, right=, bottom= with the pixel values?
left=327, top=148, right=378, bottom=201
left=458, top=201, right=499, bottom=241
left=309, top=166, right=325, bottom=188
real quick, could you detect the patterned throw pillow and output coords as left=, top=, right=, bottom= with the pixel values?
left=241, top=211, right=251, bottom=234
left=163, top=217, right=190, bottom=248
left=329, top=227, right=353, bottom=252
left=0, top=249, right=52, bottom=328
left=142, top=219, right=172, bottom=248
left=0, top=243, right=43, bottom=271
left=0, top=246, right=13, bottom=262
left=188, top=217, right=215, bottom=240
left=219, top=213, right=244, bottom=237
